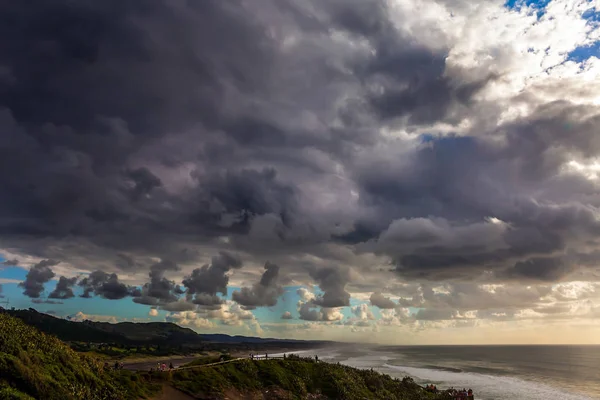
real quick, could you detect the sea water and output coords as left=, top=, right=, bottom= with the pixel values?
left=310, top=345, right=600, bottom=400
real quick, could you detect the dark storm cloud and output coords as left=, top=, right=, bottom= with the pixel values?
left=79, top=270, right=134, bottom=300
left=48, top=276, right=78, bottom=299
left=19, top=260, right=58, bottom=298
left=0, top=284, right=4, bottom=299
left=370, top=292, right=397, bottom=309
left=126, top=167, right=162, bottom=201
left=0, top=0, right=599, bottom=306
left=132, top=259, right=181, bottom=305
left=0, top=0, right=471, bottom=262
left=159, top=301, right=197, bottom=312
left=308, top=266, right=351, bottom=308
left=182, top=251, right=242, bottom=306
left=115, top=253, right=136, bottom=270
left=349, top=126, right=600, bottom=281
left=503, top=257, right=575, bottom=282
left=0, top=0, right=300, bottom=261
left=1, top=259, right=18, bottom=266
left=232, top=262, right=284, bottom=309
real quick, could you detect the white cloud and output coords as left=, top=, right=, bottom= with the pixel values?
left=204, top=301, right=256, bottom=326
left=351, top=304, right=375, bottom=321
left=166, top=311, right=215, bottom=330
left=68, top=311, right=118, bottom=324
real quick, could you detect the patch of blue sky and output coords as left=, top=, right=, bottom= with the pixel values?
left=3, top=277, right=154, bottom=320
left=567, top=41, right=600, bottom=63
left=0, top=266, right=28, bottom=281
left=1, top=254, right=384, bottom=326
left=582, top=7, right=600, bottom=22
left=565, top=5, right=600, bottom=63
left=504, top=0, right=552, bottom=18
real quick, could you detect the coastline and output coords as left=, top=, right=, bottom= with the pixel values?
left=307, top=346, right=596, bottom=400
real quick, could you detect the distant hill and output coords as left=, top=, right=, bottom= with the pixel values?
left=198, top=333, right=316, bottom=344
left=0, top=312, right=158, bottom=400
left=2, top=308, right=202, bottom=346
left=0, top=308, right=329, bottom=348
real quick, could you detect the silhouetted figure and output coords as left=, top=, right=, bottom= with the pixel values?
left=265, top=353, right=268, bottom=359
left=169, top=362, right=174, bottom=370
left=315, top=355, right=319, bottom=362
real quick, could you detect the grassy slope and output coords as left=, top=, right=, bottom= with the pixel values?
left=171, top=357, right=452, bottom=400
left=4, top=308, right=201, bottom=345
left=0, top=313, right=159, bottom=400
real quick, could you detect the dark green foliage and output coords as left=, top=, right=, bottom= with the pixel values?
left=172, top=357, right=452, bottom=400
left=0, top=313, right=159, bottom=400
left=3, top=308, right=202, bottom=347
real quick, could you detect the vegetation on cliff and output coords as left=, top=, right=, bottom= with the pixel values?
left=0, top=313, right=159, bottom=400
left=171, top=355, right=451, bottom=400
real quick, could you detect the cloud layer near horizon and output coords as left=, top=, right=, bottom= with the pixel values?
left=1, top=0, right=600, bottom=342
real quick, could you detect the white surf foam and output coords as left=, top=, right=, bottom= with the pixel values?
left=382, top=364, right=593, bottom=400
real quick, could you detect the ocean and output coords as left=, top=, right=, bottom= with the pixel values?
left=287, top=345, right=600, bottom=399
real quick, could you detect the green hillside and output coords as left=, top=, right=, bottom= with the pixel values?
left=4, top=308, right=202, bottom=346
left=171, top=356, right=452, bottom=400
left=0, top=312, right=158, bottom=400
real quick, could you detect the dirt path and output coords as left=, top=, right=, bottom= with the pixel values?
left=150, top=383, right=195, bottom=400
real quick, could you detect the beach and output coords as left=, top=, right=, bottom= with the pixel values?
left=305, top=345, right=600, bottom=400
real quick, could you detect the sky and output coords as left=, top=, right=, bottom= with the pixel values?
left=1, top=0, right=600, bottom=345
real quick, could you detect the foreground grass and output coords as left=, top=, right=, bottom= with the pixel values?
left=0, top=313, right=160, bottom=400
left=171, top=356, right=451, bottom=400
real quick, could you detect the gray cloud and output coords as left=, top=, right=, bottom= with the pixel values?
left=159, top=301, right=198, bottom=312
left=370, top=292, right=397, bottom=309
left=232, top=262, right=283, bottom=309
left=298, top=303, right=323, bottom=321
left=1, top=0, right=600, bottom=324
left=182, top=251, right=242, bottom=306
left=132, top=259, right=181, bottom=305
left=0, top=284, right=4, bottom=299
left=19, top=260, right=58, bottom=298
left=502, top=257, right=575, bottom=282
left=115, top=253, right=136, bottom=270
left=48, top=276, right=78, bottom=299
left=298, top=303, right=343, bottom=322
left=309, top=266, right=351, bottom=308
left=1, top=259, right=18, bottom=266
left=281, top=311, right=293, bottom=320
left=79, top=270, right=134, bottom=300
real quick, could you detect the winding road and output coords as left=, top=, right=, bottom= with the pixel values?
left=122, top=357, right=199, bottom=371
